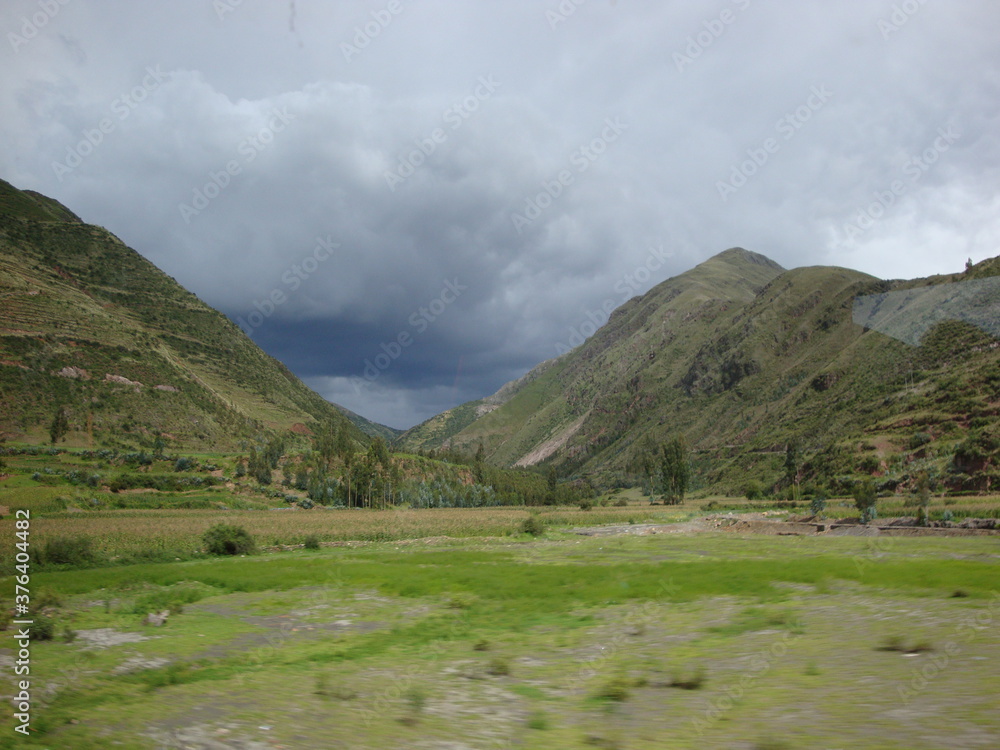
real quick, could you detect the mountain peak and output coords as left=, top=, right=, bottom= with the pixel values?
left=708, top=247, right=784, bottom=271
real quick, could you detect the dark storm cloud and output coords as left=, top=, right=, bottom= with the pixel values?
left=2, top=0, right=998, bottom=427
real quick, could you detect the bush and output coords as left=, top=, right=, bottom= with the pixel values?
left=614, top=498, right=628, bottom=507
left=809, top=492, right=827, bottom=517
left=521, top=515, right=546, bottom=536
left=596, top=676, right=631, bottom=701
left=743, top=480, right=763, bottom=500
left=42, top=536, right=97, bottom=567
left=29, top=614, right=55, bottom=641
left=579, top=500, right=593, bottom=511
left=303, top=534, right=321, bottom=550
left=669, top=665, right=706, bottom=690
left=486, top=656, right=511, bottom=676
left=853, top=479, right=877, bottom=524
left=202, top=524, right=256, bottom=556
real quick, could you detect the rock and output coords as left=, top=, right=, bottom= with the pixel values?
left=144, top=610, right=170, bottom=627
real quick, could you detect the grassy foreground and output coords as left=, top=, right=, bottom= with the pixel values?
left=1, top=527, right=998, bottom=749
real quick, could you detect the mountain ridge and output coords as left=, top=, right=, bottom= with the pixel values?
left=0, top=178, right=390, bottom=449
left=399, top=247, right=1000, bottom=495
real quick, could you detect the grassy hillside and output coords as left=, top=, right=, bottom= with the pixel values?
left=0, top=178, right=371, bottom=451
left=399, top=249, right=1000, bottom=496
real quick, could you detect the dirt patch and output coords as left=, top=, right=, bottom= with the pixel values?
left=147, top=722, right=274, bottom=750
left=74, top=628, right=154, bottom=650
left=188, top=598, right=387, bottom=660
left=112, top=655, right=171, bottom=675
left=514, top=413, right=588, bottom=467
left=572, top=513, right=1000, bottom=538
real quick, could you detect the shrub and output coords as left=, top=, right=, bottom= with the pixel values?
left=202, top=524, right=256, bottom=556
left=303, top=534, right=321, bottom=550
left=30, top=614, right=55, bottom=641
left=853, top=479, right=877, bottom=524
left=809, top=492, right=827, bottom=517
left=174, top=457, right=196, bottom=472
left=579, top=500, right=593, bottom=511
left=42, top=536, right=97, bottom=567
left=614, top=498, right=628, bottom=507
left=669, top=665, right=706, bottom=690
left=486, top=657, right=511, bottom=676
left=521, top=515, right=546, bottom=536
left=743, top=480, right=763, bottom=500
left=526, top=711, right=549, bottom=730
left=32, top=588, right=63, bottom=611
left=298, top=497, right=315, bottom=510
left=596, top=676, right=631, bottom=701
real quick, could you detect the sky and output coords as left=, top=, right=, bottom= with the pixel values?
left=1, top=0, right=998, bottom=429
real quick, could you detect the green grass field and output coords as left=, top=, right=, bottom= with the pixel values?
left=1, top=524, right=998, bottom=749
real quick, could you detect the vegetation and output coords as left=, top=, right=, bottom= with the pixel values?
left=202, top=523, right=256, bottom=556
left=0, top=178, right=375, bottom=451
left=853, top=479, right=878, bottom=524
left=2, top=531, right=997, bottom=747
left=399, top=250, right=1000, bottom=501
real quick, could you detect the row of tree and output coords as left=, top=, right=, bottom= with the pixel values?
left=632, top=435, right=690, bottom=503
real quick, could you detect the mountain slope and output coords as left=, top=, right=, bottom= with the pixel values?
left=399, top=249, right=1000, bottom=493
left=0, top=178, right=374, bottom=450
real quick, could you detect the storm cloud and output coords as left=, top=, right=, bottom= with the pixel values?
left=2, top=0, right=998, bottom=427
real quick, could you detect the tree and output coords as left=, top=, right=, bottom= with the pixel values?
left=49, top=406, right=69, bottom=445
left=369, top=436, right=391, bottom=469
left=853, top=479, right=878, bottom=524
left=784, top=440, right=800, bottom=501
left=316, top=422, right=338, bottom=473
left=916, top=471, right=931, bottom=526
left=544, top=466, right=558, bottom=505
left=631, top=436, right=659, bottom=497
left=809, top=490, right=827, bottom=518
left=248, top=446, right=271, bottom=485
left=660, top=436, right=690, bottom=504
left=335, top=424, right=353, bottom=462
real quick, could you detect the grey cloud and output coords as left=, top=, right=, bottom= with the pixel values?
left=1, top=0, right=997, bottom=426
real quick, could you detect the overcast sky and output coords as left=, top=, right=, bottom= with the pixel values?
left=2, top=1, right=998, bottom=429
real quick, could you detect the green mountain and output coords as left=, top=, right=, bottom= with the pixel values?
left=0, top=178, right=377, bottom=450
left=399, top=248, right=1000, bottom=494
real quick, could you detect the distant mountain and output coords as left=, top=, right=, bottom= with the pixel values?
left=399, top=248, right=1000, bottom=494
left=0, top=178, right=388, bottom=449
left=335, top=403, right=402, bottom=443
